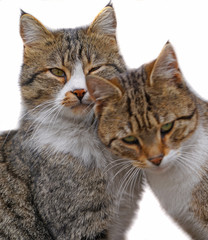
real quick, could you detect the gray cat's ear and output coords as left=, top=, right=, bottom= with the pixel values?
left=86, top=75, right=122, bottom=102
left=20, top=12, right=53, bottom=46
left=149, top=42, right=182, bottom=86
left=87, top=5, right=117, bottom=37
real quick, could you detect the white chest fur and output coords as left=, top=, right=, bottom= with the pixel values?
left=26, top=112, right=109, bottom=168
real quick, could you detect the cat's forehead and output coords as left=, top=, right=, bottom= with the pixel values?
left=118, top=67, right=195, bottom=125
left=46, top=27, right=118, bottom=67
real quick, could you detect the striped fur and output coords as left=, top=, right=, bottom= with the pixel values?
left=87, top=42, right=208, bottom=239
left=0, top=5, right=144, bottom=240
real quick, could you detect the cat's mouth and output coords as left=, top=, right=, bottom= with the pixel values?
left=70, top=103, right=93, bottom=114
left=62, top=91, right=93, bottom=114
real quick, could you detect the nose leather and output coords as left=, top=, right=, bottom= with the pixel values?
left=148, top=154, right=164, bottom=166
left=72, top=89, right=86, bottom=101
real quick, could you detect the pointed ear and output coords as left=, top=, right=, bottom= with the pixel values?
left=149, top=42, right=182, bottom=86
left=86, top=75, right=122, bottom=102
left=20, top=12, right=53, bottom=47
left=87, top=5, right=117, bottom=38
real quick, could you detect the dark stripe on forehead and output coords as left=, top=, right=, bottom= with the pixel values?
left=65, top=31, right=82, bottom=61
left=144, top=90, right=151, bottom=106
left=21, top=70, right=46, bottom=86
left=78, top=44, right=83, bottom=58
left=134, top=115, right=142, bottom=130
left=127, top=96, right=133, bottom=117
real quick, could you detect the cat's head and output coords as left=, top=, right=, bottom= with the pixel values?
left=87, top=42, right=198, bottom=171
left=19, top=5, right=126, bottom=121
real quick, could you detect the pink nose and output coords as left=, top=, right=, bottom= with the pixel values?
left=148, top=154, right=164, bottom=166
left=72, top=89, right=86, bottom=101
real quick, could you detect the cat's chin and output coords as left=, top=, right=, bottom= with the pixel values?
left=145, top=164, right=172, bottom=174
left=62, top=103, right=94, bottom=120
left=70, top=104, right=93, bottom=115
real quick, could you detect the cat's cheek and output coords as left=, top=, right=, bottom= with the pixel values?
left=161, top=149, right=180, bottom=167
left=110, top=141, right=142, bottom=163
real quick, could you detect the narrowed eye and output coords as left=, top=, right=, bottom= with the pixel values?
left=161, top=122, right=174, bottom=135
left=122, top=136, right=139, bottom=145
left=50, top=68, right=66, bottom=78
left=88, top=66, right=102, bottom=74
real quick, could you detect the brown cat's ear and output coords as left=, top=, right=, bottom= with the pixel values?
left=86, top=75, right=122, bottom=102
left=20, top=12, right=53, bottom=47
left=149, top=41, right=182, bottom=86
left=87, top=5, right=116, bottom=38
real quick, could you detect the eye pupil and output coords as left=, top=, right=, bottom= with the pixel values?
left=122, top=136, right=139, bottom=145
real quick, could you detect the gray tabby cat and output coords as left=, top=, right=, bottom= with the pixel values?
left=87, top=42, right=208, bottom=240
left=0, top=5, right=143, bottom=240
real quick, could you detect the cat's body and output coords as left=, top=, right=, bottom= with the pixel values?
left=0, top=6, right=143, bottom=240
left=87, top=42, right=208, bottom=240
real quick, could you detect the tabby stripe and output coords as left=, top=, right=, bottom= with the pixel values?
left=177, top=108, right=196, bottom=121
left=144, top=90, right=151, bottom=106
left=21, top=70, right=45, bottom=86
left=134, top=115, right=142, bottom=130
left=144, top=111, right=151, bottom=128
left=119, top=75, right=126, bottom=88
left=127, top=96, right=133, bottom=117
left=78, top=44, right=83, bottom=58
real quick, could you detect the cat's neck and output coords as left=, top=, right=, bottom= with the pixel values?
left=19, top=110, right=109, bottom=168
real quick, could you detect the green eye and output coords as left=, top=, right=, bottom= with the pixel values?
left=122, top=136, right=139, bottom=144
left=50, top=68, right=66, bottom=78
left=161, top=122, right=174, bottom=134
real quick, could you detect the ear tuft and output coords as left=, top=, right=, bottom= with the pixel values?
left=87, top=5, right=117, bottom=37
left=20, top=13, right=53, bottom=46
left=106, top=1, right=113, bottom=8
left=86, top=75, right=122, bottom=102
left=20, top=9, right=27, bottom=17
left=149, top=42, right=182, bottom=86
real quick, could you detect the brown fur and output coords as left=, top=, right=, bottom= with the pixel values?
left=87, top=44, right=197, bottom=167
left=0, top=5, right=143, bottom=240
left=87, top=42, right=208, bottom=239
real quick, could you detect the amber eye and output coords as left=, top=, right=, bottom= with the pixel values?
left=161, top=122, right=174, bottom=135
left=122, top=136, right=139, bottom=145
left=88, top=66, right=102, bottom=74
left=50, top=68, right=66, bottom=78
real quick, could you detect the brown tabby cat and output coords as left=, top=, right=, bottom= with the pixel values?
left=87, top=42, right=208, bottom=240
left=0, top=5, right=143, bottom=240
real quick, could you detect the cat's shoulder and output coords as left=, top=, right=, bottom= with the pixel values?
left=0, top=130, right=17, bottom=160
left=0, top=130, right=17, bottom=145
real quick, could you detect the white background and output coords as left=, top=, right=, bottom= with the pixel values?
left=0, top=0, right=208, bottom=239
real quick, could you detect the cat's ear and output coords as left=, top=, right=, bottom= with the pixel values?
left=148, top=42, right=182, bottom=86
left=87, top=5, right=116, bottom=38
left=20, top=11, right=53, bottom=46
left=86, top=75, right=122, bottom=102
